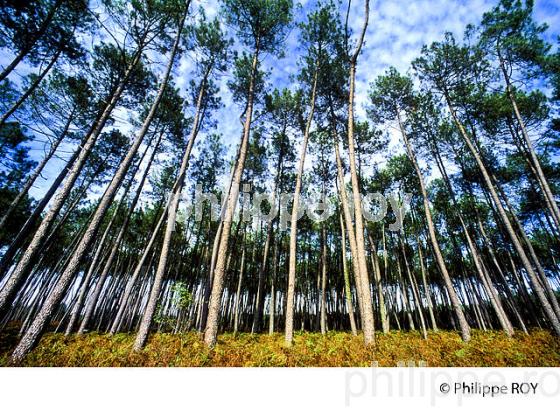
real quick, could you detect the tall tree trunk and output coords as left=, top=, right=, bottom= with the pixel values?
left=444, top=92, right=560, bottom=337
left=233, top=228, right=247, bottom=335
left=333, top=134, right=365, bottom=330
left=285, top=69, right=318, bottom=346
left=77, top=134, right=161, bottom=334
left=9, top=14, right=187, bottom=362
left=320, top=225, right=327, bottom=334
left=252, top=137, right=285, bottom=333
left=340, top=213, right=357, bottom=335
left=397, top=111, right=470, bottom=341
left=268, top=234, right=279, bottom=335
left=494, top=176, right=560, bottom=321
left=416, top=235, right=438, bottom=331
left=202, top=42, right=260, bottom=344
left=399, top=235, right=428, bottom=338
left=0, top=42, right=145, bottom=316
left=368, top=233, right=389, bottom=333
left=476, top=208, right=531, bottom=328
left=395, top=248, right=415, bottom=331
left=109, top=209, right=166, bottom=335
left=252, top=220, right=272, bottom=333
left=345, top=0, right=375, bottom=345
left=64, top=199, right=120, bottom=335
left=0, top=0, right=63, bottom=82
left=431, top=140, right=514, bottom=336
left=498, top=50, right=560, bottom=233
left=133, top=63, right=207, bottom=352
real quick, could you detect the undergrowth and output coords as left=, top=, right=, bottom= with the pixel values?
left=1, top=328, right=559, bottom=367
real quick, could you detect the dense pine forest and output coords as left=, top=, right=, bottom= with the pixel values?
left=0, top=0, right=560, bottom=366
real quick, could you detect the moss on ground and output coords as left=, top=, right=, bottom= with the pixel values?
left=1, top=328, right=559, bottom=367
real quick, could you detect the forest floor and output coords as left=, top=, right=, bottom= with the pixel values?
left=1, top=327, right=559, bottom=366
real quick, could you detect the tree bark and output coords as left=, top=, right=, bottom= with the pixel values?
left=344, top=0, right=376, bottom=345
left=78, top=133, right=160, bottom=334
left=9, top=14, right=187, bottom=362
left=368, top=233, right=389, bottom=333
left=201, top=68, right=254, bottom=343
left=444, top=93, right=560, bottom=337
left=320, top=225, right=328, bottom=334
left=430, top=138, right=514, bottom=336
left=285, top=69, right=318, bottom=346
left=0, top=0, right=63, bottom=82
left=397, top=111, right=471, bottom=341
left=0, top=42, right=144, bottom=316
left=233, top=228, right=247, bottom=335
left=498, top=50, right=560, bottom=234
left=340, top=213, right=358, bottom=335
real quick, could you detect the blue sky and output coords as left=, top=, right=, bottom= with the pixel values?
left=1, top=0, right=559, bottom=200
left=183, top=0, right=560, bottom=188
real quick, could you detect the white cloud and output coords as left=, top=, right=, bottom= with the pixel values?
left=2, top=0, right=559, bottom=200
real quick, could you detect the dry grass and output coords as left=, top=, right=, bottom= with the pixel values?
left=1, top=328, right=559, bottom=367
